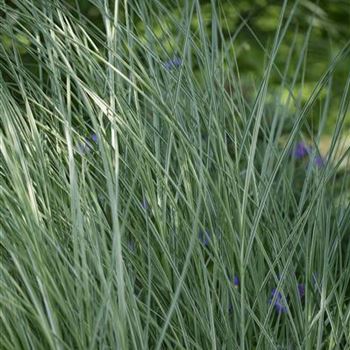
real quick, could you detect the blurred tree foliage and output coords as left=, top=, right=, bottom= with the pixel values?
left=1, top=0, right=349, bottom=132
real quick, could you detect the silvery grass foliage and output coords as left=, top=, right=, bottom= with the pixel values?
left=0, top=0, right=349, bottom=349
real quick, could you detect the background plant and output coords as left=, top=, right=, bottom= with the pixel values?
left=0, top=1, right=349, bottom=349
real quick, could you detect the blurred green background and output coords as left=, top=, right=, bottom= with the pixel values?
left=2, top=0, right=350, bottom=135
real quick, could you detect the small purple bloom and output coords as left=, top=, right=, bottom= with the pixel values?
left=297, top=284, right=305, bottom=298
left=314, top=155, right=325, bottom=167
left=91, top=133, right=98, bottom=143
left=274, top=301, right=288, bottom=314
left=141, top=197, right=148, bottom=210
left=164, top=56, right=182, bottom=70
left=198, top=229, right=222, bottom=247
left=198, top=229, right=211, bottom=246
left=269, top=288, right=288, bottom=314
left=293, top=142, right=310, bottom=159
left=233, top=275, right=240, bottom=287
left=77, top=134, right=98, bottom=155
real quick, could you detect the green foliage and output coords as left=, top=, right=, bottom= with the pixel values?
left=0, top=1, right=349, bottom=349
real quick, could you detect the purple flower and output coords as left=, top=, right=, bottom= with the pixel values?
left=77, top=133, right=98, bottom=155
left=293, top=142, right=311, bottom=159
left=274, top=302, right=288, bottom=314
left=297, top=284, right=305, bottom=298
left=198, top=229, right=222, bottom=247
left=198, top=229, right=211, bottom=246
left=269, top=288, right=288, bottom=314
left=164, top=56, right=182, bottom=70
left=234, top=275, right=240, bottom=287
left=141, top=197, right=148, bottom=210
left=198, top=230, right=221, bottom=247
left=91, top=133, right=98, bottom=143
left=314, top=155, right=325, bottom=167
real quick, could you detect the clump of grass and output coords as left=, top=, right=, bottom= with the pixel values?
left=1, top=1, right=349, bottom=349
